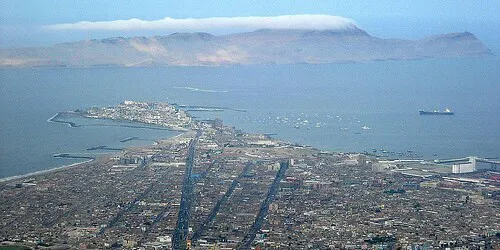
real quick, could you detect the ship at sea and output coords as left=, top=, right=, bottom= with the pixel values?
left=419, top=108, right=454, bottom=115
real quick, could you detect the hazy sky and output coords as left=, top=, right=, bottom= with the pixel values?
left=1, top=0, right=499, bottom=50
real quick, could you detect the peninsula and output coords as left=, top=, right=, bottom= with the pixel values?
left=79, top=100, right=192, bottom=131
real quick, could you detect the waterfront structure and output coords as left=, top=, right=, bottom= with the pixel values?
left=435, top=156, right=500, bottom=174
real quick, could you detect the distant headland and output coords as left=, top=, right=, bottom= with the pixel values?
left=0, top=27, right=492, bottom=67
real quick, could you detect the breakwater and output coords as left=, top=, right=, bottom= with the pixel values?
left=53, top=153, right=95, bottom=160
left=120, top=136, right=139, bottom=142
left=176, top=104, right=246, bottom=113
left=86, top=145, right=123, bottom=151
left=47, top=112, right=80, bottom=127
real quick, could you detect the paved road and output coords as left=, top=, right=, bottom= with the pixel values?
left=191, top=162, right=253, bottom=242
left=239, top=161, right=289, bottom=250
left=173, top=130, right=201, bottom=249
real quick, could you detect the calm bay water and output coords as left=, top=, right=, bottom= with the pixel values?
left=1, top=58, right=499, bottom=178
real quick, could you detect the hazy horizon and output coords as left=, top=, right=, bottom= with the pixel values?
left=1, top=1, right=499, bottom=52
left=1, top=2, right=500, bottom=248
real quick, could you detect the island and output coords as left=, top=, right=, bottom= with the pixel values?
left=1, top=101, right=499, bottom=249
left=0, top=28, right=491, bottom=68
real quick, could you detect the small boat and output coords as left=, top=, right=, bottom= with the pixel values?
left=362, top=126, right=371, bottom=130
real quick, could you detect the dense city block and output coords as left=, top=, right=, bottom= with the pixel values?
left=1, top=102, right=499, bottom=249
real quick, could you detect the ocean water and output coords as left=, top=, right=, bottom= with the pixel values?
left=1, top=57, right=499, bottom=178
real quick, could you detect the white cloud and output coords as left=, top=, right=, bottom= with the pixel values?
left=44, top=14, right=357, bottom=31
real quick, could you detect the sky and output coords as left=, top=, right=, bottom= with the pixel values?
left=1, top=0, right=499, bottom=51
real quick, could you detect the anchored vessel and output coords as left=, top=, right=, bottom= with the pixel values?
left=419, top=108, right=454, bottom=115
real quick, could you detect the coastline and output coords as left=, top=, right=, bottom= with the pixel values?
left=6, top=101, right=237, bottom=183
left=48, top=111, right=190, bottom=132
left=0, top=158, right=94, bottom=184
left=0, top=130, right=189, bottom=183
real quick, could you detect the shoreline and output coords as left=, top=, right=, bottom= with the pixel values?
left=11, top=105, right=489, bottom=184
left=0, top=130, right=189, bottom=183
left=49, top=111, right=189, bottom=132
left=0, top=158, right=94, bottom=184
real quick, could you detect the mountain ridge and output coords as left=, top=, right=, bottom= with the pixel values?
left=0, top=28, right=492, bottom=67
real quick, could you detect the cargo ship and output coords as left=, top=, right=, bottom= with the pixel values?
left=419, top=108, right=454, bottom=115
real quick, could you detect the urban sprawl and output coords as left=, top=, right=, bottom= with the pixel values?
left=1, top=101, right=499, bottom=249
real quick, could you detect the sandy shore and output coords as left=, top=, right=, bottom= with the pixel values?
left=0, top=159, right=94, bottom=184
left=0, top=132, right=192, bottom=184
left=0, top=122, right=194, bottom=185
